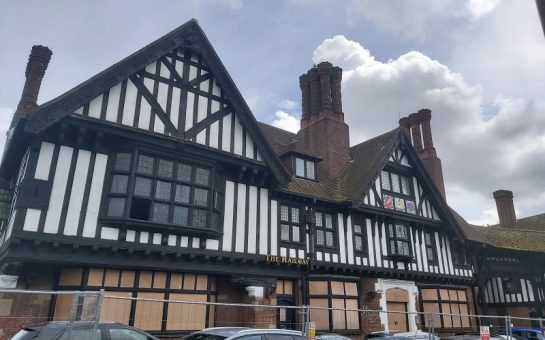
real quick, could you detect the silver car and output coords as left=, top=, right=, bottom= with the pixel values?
left=183, top=327, right=303, bottom=340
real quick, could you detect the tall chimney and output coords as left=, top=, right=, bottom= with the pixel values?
left=493, top=190, right=517, bottom=228
left=10, top=45, right=52, bottom=129
left=298, top=62, right=349, bottom=177
left=399, top=109, right=446, bottom=198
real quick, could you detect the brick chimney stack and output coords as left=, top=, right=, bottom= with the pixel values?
left=298, top=62, right=349, bottom=177
left=10, top=45, right=52, bottom=129
left=399, top=109, right=446, bottom=198
left=493, top=190, right=517, bottom=228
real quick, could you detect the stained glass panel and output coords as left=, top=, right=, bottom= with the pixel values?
left=406, top=200, right=416, bottom=214
left=394, top=197, right=406, bottom=212
left=383, top=194, right=394, bottom=210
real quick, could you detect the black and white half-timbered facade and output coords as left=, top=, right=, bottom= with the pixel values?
left=2, top=19, right=545, bottom=338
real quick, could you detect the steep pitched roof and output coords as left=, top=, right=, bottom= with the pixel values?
left=15, top=19, right=289, bottom=184
left=259, top=123, right=399, bottom=202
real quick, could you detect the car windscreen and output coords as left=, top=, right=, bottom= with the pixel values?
left=10, top=330, right=37, bottom=340
left=184, top=333, right=229, bottom=340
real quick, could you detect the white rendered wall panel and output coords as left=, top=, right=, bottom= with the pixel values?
left=233, top=115, right=243, bottom=156
left=43, top=146, right=74, bottom=234
left=337, top=213, right=347, bottom=264
left=63, top=150, right=91, bottom=236
left=234, top=183, right=247, bottom=253
left=185, top=92, right=195, bottom=131
left=105, top=83, right=122, bottom=122
left=258, top=188, right=269, bottom=255
left=82, top=153, right=108, bottom=237
left=170, top=87, right=181, bottom=129
left=88, top=94, right=103, bottom=119
left=247, top=186, right=258, bottom=254
left=209, top=121, right=219, bottom=149
left=270, top=200, right=278, bottom=256
left=221, top=180, right=235, bottom=252
left=122, top=80, right=138, bottom=127
left=346, top=216, right=354, bottom=265
left=23, top=209, right=41, bottom=232
left=221, top=114, right=232, bottom=152
left=366, top=218, right=375, bottom=267
left=35, top=142, right=55, bottom=180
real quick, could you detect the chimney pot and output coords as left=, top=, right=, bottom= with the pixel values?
left=493, top=190, right=517, bottom=228
left=419, top=108, right=434, bottom=149
left=399, top=117, right=411, bottom=140
left=408, top=112, right=423, bottom=151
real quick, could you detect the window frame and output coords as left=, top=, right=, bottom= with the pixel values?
left=279, top=204, right=303, bottom=244
left=424, top=231, right=437, bottom=264
left=315, top=211, right=336, bottom=249
left=420, top=286, right=471, bottom=330
left=294, top=157, right=317, bottom=181
left=352, top=218, right=368, bottom=254
left=380, top=168, right=417, bottom=215
left=387, top=223, right=413, bottom=259
left=102, top=150, right=224, bottom=238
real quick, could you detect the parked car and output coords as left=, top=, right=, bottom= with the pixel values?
left=316, top=334, right=352, bottom=340
left=507, top=328, right=545, bottom=340
left=444, top=333, right=518, bottom=340
left=10, top=321, right=160, bottom=340
left=365, top=332, right=401, bottom=339
left=393, top=331, right=440, bottom=340
left=183, top=327, right=303, bottom=340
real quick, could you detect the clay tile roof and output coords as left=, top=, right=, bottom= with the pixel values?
left=259, top=122, right=399, bottom=202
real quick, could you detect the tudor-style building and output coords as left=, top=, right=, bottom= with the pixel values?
left=0, top=19, right=544, bottom=338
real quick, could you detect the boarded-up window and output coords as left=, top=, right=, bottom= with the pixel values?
left=310, top=298, right=329, bottom=331
left=88, top=268, right=104, bottom=286
left=120, top=271, right=135, bottom=288
left=139, top=271, right=153, bottom=288
left=166, top=293, right=207, bottom=330
left=101, top=291, right=132, bottom=324
left=153, top=272, right=167, bottom=289
left=309, top=281, right=328, bottom=295
left=53, top=294, right=74, bottom=320
left=421, top=287, right=471, bottom=329
left=277, top=280, right=294, bottom=295
left=134, top=292, right=164, bottom=331
left=104, top=269, right=120, bottom=287
left=58, top=268, right=83, bottom=286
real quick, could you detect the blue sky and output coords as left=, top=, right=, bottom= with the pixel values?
left=1, top=0, right=544, bottom=225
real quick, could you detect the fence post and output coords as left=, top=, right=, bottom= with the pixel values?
left=91, top=289, right=104, bottom=340
left=427, top=313, right=433, bottom=340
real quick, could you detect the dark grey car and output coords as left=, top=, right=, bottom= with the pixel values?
left=10, top=321, right=160, bottom=340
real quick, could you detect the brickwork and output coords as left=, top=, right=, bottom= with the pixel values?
left=493, top=190, right=517, bottom=228
left=359, top=277, right=385, bottom=334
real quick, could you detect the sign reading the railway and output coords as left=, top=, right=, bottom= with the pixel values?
left=266, top=254, right=309, bottom=265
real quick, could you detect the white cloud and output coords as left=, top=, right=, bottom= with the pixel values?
left=465, top=0, right=502, bottom=20
left=271, top=110, right=300, bottom=133
left=313, top=35, right=545, bottom=224
left=0, top=107, right=13, bottom=156
left=278, top=99, right=298, bottom=111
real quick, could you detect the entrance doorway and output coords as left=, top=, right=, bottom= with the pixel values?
left=277, top=298, right=296, bottom=330
left=386, top=287, right=410, bottom=332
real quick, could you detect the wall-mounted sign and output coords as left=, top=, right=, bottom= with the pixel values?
left=485, top=256, right=519, bottom=263
left=266, top=254, right=309, bottom=265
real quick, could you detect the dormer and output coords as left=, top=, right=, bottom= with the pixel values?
left=280, top=150, right=321, bottom=181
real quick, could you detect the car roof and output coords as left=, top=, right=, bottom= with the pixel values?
left=193, top=327, right=251, bottom=336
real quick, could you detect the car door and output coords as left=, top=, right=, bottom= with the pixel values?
left=103, top=324, right=159, bottom=340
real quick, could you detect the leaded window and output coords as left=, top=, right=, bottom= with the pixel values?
left=424, top=232, right=437, bottom=263
left=387, top=224, right=411, bottom=257
left=315, top=211, right=335, bottom=247
left=381, top=169, right=416, bottom=214
left=353, top=222, right=367, bottom=252
left=105, top=152, right=223, bottom=233
left=294, top=157, right=316, bottom=181
left=280, top=205, right=302, bottom=242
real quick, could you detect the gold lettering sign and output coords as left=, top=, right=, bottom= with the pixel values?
left=266, top=254, right=309, bottom=265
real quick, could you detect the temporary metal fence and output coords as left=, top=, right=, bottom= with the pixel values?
left=1, top=289, right=545, bottom=340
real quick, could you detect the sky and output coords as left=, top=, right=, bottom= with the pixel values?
left=1, top=0, right=544, bottom=226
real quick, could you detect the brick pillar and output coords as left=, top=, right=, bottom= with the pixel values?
left=11, top=45, right=52, bottom=129
left=493, top=190, right=517, bottom=228
left=409, top=112, right=423, bottom=151
left=300, top=74, right=311, bottom=129
left=398, top=117, right=411, bottom=141
left=317, top=62, right=332, bottom=112
left=420, top=109, right=433, bottom=149
left=309, top=68, right=321, bottom=118
left=331, top=66, right=343, bottom=115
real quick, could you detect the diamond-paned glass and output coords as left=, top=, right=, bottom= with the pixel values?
left=381, top=171, right=391, bottom=190
left=388, top=225, right=395, bottom=238
left=155, top=181, right=171, bottom=200
left=195, top=168, right=210, bottom=186
left=152, top=203, right=169, bottom=223
left=193, top=188, right=209, bottom=207
left=401, top=176, right=410, bottom=195
left=295, top=158, right=305, bottom=177
left=177, top=163, right=192, bottom=182
left=280, top=206, right=289, bottom=222
left=175, top=185, right=190, bottom=204
left=427, top=247, right=435, bottom=261
left=114, top=153, right=131, bottom=171
left=316, top=213, right=323, bottom=227
left=317, top=230, right=325, bottom=245
left=173, top=206, right=188, bottom=225
left=425, top=233, right=432, bottom=246
left=193, top=209, right=207, bottom=227
left=134, top=177, right=152, bottom=196
left=306, top=161, right=316, bottom=180
left=391, top=173, right=400, bottom=193
left=396, top=224, right=406, bottom=239
left=355, top=236, right=363, bottom=251
left=390, top=240, right=396, bottom=254
left=291, top=208, right=300, bottom=223
left=292, top=226, right=300, bottom=242
left=137, top=155, right=154, bottom=175
left=107, top=198, right=125, bottom=217
left=158, top=160, right=173, bottom=178
left=110, top=175, right=128, bottom=194
left=325, top=214, right=333, bottom=228
left=354, top=224, right=362, bottom=233
left=281, top=224, right=290, bottom=241
left=325, top=231, right=333, bottom=247
left=402, top=242, right=410, bottom=255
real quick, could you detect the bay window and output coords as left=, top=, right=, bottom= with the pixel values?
left=387, top=224, right=412, bottom=257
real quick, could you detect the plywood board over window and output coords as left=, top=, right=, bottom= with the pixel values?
left=58, top=268, right=83, bottom=286
left=134, top=292, right=164, bottom=331
left=101, top=291, right=132, bottom=324
left=310, top=298, right=329, bottom=331
left=166, top=293, right=207, bottom=330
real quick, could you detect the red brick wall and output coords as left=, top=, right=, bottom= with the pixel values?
left=360, top=277, right=385, bottom=335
